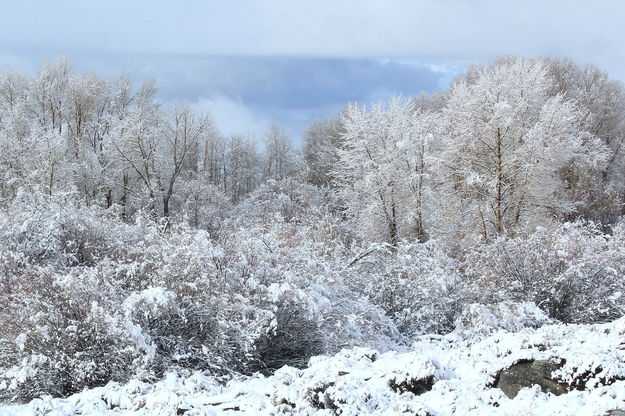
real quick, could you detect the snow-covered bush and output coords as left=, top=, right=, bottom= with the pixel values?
left=467, top=222, right=625, bottom=323
left=169, top=179, right=231, bottom=236
left=454, top=301, right=553, bottom=336
left=0, top=196, right=146, bottom=400
left=229, top=179, right=350, bottom=246
left=0, top=265, right=148, bottom=401
left=0, top=190, right=398, bottom=401
left=0, top=196, right=268, bottom=400
left=217, top=219, right=399, bottom=372
left=349, top=241, right=469, bottom=336
left=233, top=178, right=343, bottom=223
left=212, top=179, right=401, bottom=369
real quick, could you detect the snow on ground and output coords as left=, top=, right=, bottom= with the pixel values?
left=2, top=317, right=624, bottom=416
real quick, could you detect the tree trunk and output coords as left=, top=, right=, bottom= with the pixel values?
left=495, top=128, right=504, bottom=235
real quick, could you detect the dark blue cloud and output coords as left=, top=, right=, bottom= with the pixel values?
left=60, top=54, right=444, bottom=107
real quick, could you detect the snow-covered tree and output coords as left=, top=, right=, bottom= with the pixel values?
left=224, top=134, right=260, bottom=202
left=438, top=58, right=608, bottom=242
left=302, top=116, right=344, bottom=187
left=335, top=97, right=437, bottom=244
left=546, top=57, right=625, bottom=224
left=263, top=123, right=295, bottom=181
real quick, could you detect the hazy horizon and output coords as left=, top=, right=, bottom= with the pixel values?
left=2, top=0, right=622, bottom=140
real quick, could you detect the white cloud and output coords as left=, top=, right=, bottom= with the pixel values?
left=192, top=95, right=271, bottom=139
left=2, top=0, right=624, bottom=81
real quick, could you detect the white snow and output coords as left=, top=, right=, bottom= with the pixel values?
left=2, top=317, right=624, bottom=416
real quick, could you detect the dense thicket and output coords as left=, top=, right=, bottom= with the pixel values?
left=1, top=57, right=624, bottom=402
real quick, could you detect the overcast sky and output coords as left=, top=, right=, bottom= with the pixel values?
left=1, top=0, right=622, bottom=140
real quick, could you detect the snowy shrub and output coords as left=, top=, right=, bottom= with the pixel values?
left=218, top=222, right=399, bottom=372
left=0, top=192, right=397, bottom=401
left=90, top=219, right=278, bottom=377
left=454, top=301, right=553, bottom=336
left=0, top=192, right=139, bottom=268
left=234, top=178, right=342, bottom=223
left=0, top=266, right=147, bottom=401
left=229, top=178, right=352, bottom=252
left=0, top=197, right=269, bottom=400
left=0, top=197, right=150, bottom=402
left=169, top=179, right=230, bottom=236
left=350, top=241, right=469, bottom=336
left=467, top=221, right=625, bottom=323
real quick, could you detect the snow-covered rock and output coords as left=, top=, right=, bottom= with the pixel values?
left=495, top=359, right=568, bottom=398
